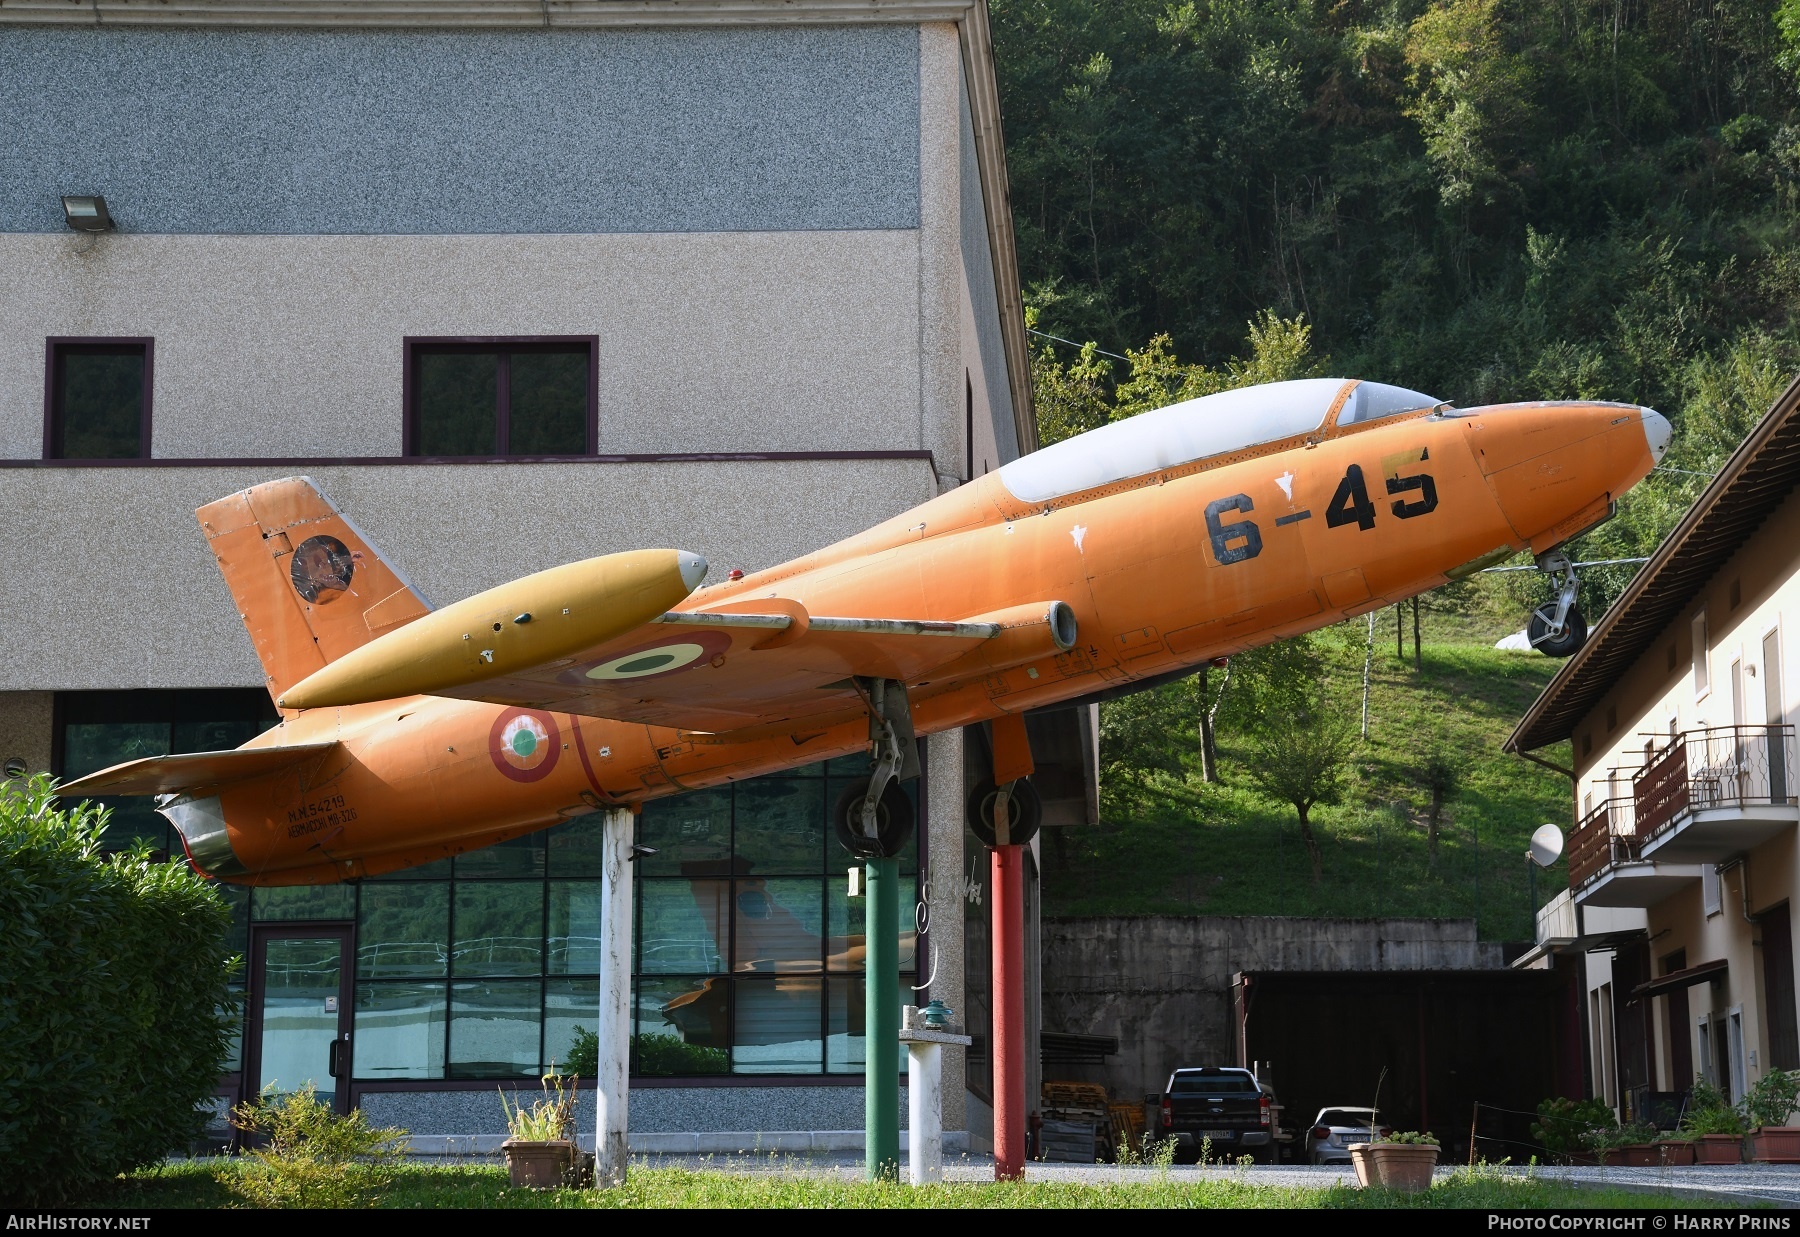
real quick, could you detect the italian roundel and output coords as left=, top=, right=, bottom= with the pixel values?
left=572, top=630, right=733, bottom=683
left=489, top=710, right=561, bottom=783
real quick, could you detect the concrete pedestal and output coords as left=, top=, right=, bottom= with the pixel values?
left=902, top=1027, right=972, bottom=1185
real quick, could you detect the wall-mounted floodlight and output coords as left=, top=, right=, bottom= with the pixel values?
left=61, top=196, right=112, bottom=232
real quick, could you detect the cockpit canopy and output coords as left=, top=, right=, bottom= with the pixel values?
left=997, top=377, right=1442, bottom=504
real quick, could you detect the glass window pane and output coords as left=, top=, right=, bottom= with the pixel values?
left=732, top=878, right=823, bottom=973
left=252, top=885, right=356, bottom=922
left=367, top=856, right=454, bottom=881
left=451, top=881, right=543, bottom=977
left=223, top=983, right=245, bottom=1073
left=827, top=977, right=914, bottom=1073
left=548, top=881, right=601, bottom=975
left=734, top=778, right=824, bottom=874
left=828, top=776, right=918, bottom=874
left=172, top=718, right=266, bottom=753
left=733, top=975, right=822, bottom=1075
left=633, top=977, right=729, bottom=1075
left=357, top=883, right=448, bottom=978
left=220, top=883, right=249, bottom=961
left=257, top=937, right=341, bottom=1099
left=547, top=817, right=603, bottom=877
left=544, top=977, right=600, bottom=1076
left=828, top=875, right=917, bottom=971
left=354, top=982, right=447, bottom=1080
left=637, top=790, right=731, bottom=876
left=64, top=721, right=168, bottom=779
left=449, top=979, right=541, bottom=1079
left=57, top=348, right=144, bottom=459
left=453, top=831, right=545, bottom=879
left=416, top=351, right=497, bottom=456
left=507, top=350, right=588, bottom=455
left=638, top=878, right=727, bottom=974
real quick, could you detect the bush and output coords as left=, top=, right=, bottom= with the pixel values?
left=1742, top=1068, right=1800, bottom=1129
left=230, top=1085, right=406, bottom=1208
left=1532, top=1096, right=1617, bottom=1156
left=0, top=776, right=239, bottom=1204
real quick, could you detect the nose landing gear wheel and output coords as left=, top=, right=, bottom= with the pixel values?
left=833, top=779, right=915, bottom=859
left=1529, top=601, right=1587, bottom=657
left=967, top=777, right=1044, bottom=848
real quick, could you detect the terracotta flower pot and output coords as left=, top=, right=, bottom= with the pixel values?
left=1750, top=1127, right=1800, bottom=1164
left=1656, top=1141, right=1695, bottom=1166
left=1692, top=1134, right=1744, bottom=1165
left=1621, top=1143, right=1660, bottom=1167
left=502, top=1138, right=577, bottom=1189
left=1348, top=1142, right=1438, bottom=1193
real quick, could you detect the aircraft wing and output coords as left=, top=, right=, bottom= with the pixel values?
left=429, top=600, right=1067, bottom=733
left=58, top=742, right=340, bottom=798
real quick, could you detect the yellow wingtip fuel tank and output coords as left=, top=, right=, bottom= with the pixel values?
left=278, top=548, right=708, bottom=709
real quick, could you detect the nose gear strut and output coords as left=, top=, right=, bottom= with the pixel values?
left=1527, top=548, right=1588, bottom=658
left=832, top=676, right=919, bottom=859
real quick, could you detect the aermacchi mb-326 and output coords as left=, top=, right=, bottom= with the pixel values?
left=60, top=377, right=1671, bottom=882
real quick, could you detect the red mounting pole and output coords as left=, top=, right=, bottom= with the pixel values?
left=992, top=842, right=1026, bottom=1180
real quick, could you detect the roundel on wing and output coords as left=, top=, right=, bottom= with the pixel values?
left=578, top=630, right=732, bottom=682
left=489, top=710, right=561, bottom=783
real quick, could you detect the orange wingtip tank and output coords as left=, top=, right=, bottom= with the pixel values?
left=279, top=548, right=708, bottom=709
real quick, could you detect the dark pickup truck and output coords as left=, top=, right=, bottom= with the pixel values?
left=1156, top=1066, right=1274, bottom=1163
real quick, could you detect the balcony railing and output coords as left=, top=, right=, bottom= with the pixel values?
left=1633, top=724, right=1797, bottom=843
left=1569, top=797, right=1637, bottom=888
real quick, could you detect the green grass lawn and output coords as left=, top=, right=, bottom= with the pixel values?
left=1044, top=620, right=1575, bottom=942
left=96, top=1159, right=1723, bottom=1209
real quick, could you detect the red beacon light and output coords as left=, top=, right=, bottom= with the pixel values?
left=728, top=569, right=745, bottom=581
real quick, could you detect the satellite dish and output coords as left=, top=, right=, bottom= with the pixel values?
left=1528, top=823, right=1565, bottom=868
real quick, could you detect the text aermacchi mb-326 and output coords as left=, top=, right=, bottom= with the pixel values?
left=62, top=378, right=1670, bottom=884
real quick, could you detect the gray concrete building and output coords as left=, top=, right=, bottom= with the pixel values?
left=0, top=0, right=1090, bottom=1152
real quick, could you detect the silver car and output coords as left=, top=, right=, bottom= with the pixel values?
left=1305, top=1107, right=1387, bottom=1164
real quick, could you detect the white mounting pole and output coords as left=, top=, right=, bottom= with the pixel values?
left=595, top=806, right=635, bottom=1188
left=907, top=1041, right=943, bottom=1184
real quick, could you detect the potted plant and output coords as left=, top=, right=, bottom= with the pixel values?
left=499, top=1072, right=580, bottom=1189
left=1743, top=1068, right=1800, bottom=1163
left=1585, top=1120, right=1659, bottom=1166
left=1678, top=1078, right=1745, bottom=1165
left=1349, top=1131, right=1439, bottom=1193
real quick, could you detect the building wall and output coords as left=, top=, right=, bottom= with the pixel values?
left=0, top=231, right=923, bottom=459
left=0, top=15, right=1024, bottom=1137
left=0, top=458, right=937, bottom=691
left=0, top=26, right=919, bottom=235
left=1571, top=484, right=1800, bottom=1102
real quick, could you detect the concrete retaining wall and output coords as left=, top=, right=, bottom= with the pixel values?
left=1042, top=916, right=1506, bottom=1098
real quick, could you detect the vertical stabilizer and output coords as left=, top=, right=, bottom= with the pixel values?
left=198, top=477, right=433, bottom=703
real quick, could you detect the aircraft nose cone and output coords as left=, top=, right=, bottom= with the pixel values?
left=1640, top=406, right=1672, bottom=463
left=677, top=551, right=709, bottom=591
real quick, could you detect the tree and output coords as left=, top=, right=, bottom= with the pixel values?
left=1418, top=751, right=1464, bottom=863
left=0, top=775, right=238, bottom=1203
left=1244, top=681, right=1358, bottom=886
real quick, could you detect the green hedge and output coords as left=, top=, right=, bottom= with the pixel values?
left=0, top=775, right=239, bottom=1203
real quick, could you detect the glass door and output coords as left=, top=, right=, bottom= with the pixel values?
left=247, top=925, right=354, bottom=1113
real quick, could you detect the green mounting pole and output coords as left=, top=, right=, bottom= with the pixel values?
left=865, top=855, right=900, bottom=1181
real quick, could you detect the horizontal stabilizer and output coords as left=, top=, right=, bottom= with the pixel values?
left=58, top=743, right=339, bottom=798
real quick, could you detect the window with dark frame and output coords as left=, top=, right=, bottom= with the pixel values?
left=45, top=338, right=153, bottom=460
left=405, top=337, right=596, bottom=458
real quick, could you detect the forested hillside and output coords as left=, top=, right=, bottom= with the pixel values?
left=996, top=1, right=1800, bottom=932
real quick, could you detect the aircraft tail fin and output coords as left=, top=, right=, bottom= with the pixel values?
left=197, top=477, right=433, bottom=704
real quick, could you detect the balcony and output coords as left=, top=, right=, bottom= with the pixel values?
left=1568, top=726, right=1799, bottom=909
left=1633, top=724, right=1800, bottom=863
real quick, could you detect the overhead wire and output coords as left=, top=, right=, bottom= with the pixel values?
left=1026, top=327, right=1133, bottom=364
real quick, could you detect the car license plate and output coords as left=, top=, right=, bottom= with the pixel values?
left=1201, top=1129, right=1235, bottom=1139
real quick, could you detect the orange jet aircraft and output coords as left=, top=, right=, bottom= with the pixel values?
left=61, top=377, right=1670, bottom=885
